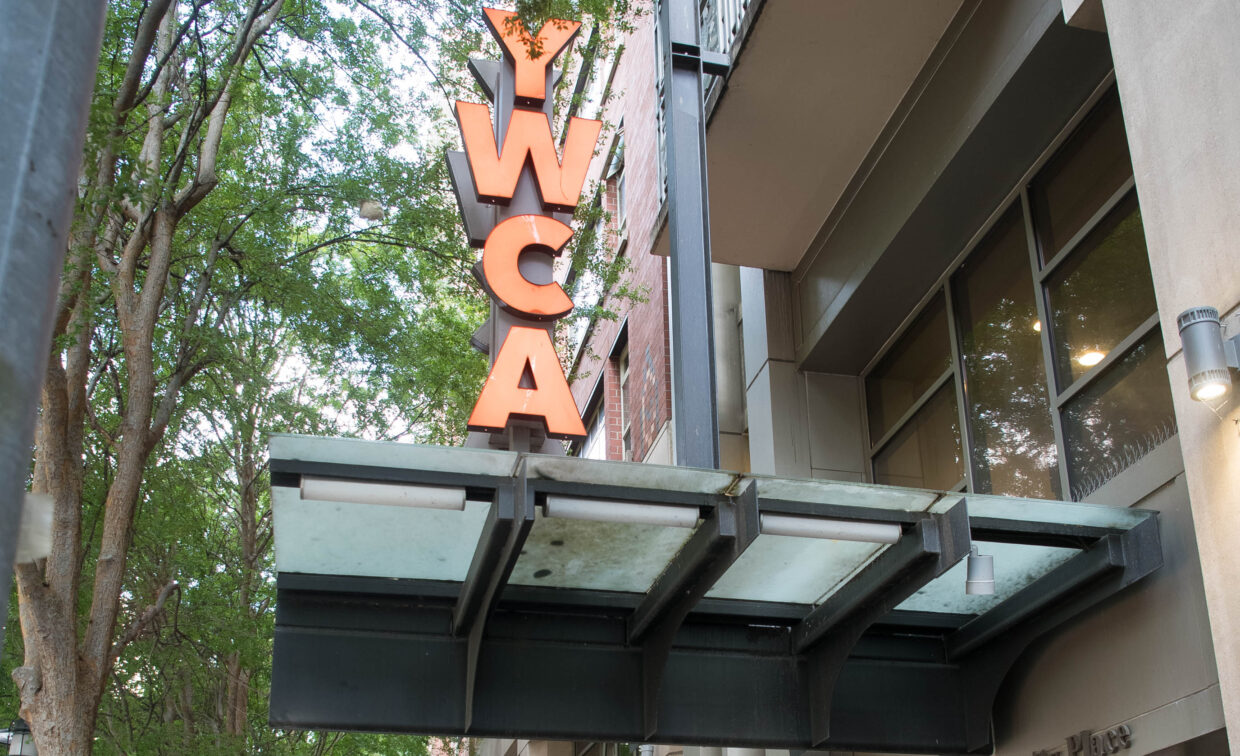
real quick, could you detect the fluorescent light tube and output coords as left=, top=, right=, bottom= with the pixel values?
left=300, top=477, right=466, bottom=511
left=759, top=513, right=900, bottom=544
left=543, top=496, right=699, bottom=528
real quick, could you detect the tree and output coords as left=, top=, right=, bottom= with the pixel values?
left=8, top=1, right=635, bottom=752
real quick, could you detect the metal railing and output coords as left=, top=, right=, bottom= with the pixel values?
left=656, top=0, right=755, bottom=203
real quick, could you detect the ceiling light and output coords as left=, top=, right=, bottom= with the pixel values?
left=1032, top=320, right=1042, bottom=332
left=543, top=496, right=700, bottom=528
left=300, top=477, right=466, bottom=511
left=1178, top=306, right=1239, bottom=402
left=759, top=513, right=900, bottom=544
left=1076, top=350, right=1106, bottom=367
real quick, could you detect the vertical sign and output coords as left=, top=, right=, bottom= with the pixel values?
left=448, top=8, right=601, bottom=448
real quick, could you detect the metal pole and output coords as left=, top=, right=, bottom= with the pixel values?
left=0, top=0, right=109, bottom=652
left=660, top=0, right=728, bottom=470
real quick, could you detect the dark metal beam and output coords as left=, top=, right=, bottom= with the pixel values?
left=795, top=501, right=971, bottom=747
left=660, top=0, right=726, bottom=469
left=629, top=480, right=760, bottom=739
left=268, top=509, right=1163, bottom=752
left=950, top=515, right=1163, bottom=751
left=0, top=0, right=108, bottom=653
left=450, top=463, right=535, bottom=732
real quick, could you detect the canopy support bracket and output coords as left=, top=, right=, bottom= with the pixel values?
left=795, top=500, right=971, bottom=748
left=452, top=462, right=534, bottom=733
left=628, top=480, right=760, bottom=740
left=949, top=514, right=1162, bottom=751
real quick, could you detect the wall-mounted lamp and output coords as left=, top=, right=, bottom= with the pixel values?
left=966, top=545, right=995, bottom=595
left=300, top=477, right=466, bottom=511
left=1177, top=306, right=1240, bottom=401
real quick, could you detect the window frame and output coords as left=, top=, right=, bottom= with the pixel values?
left=860, top=77, right=1171, bottom=501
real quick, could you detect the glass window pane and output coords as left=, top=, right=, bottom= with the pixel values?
left=1046, top=193, right=1156, bottom=387
left=1031, top=88, right=1132, bottom=263
left=953, top=207, right=1060, bottom=499
left=1062, top=333, right=1177, bottom=499
left=872, top=384, right=963, bottom=490
left=866, top=292, right=951, bottom=442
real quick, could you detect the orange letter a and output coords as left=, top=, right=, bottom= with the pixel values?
left=468, top=326, right=586, bottom=439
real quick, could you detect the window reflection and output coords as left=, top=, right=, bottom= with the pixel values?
left=873, top=385, right=963, bottom=490
left=866, top=293, right=951, bottom=442
left=1031, top=88, right=1132, bottom=263
left=1063, top=334, right=1176, bottom=499
left=1046, top=194, right=1157, bottom=387
left=953, top=207, right=1060, bottom=499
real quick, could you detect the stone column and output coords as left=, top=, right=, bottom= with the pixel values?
left=1100, top=0, right=1240, bottom=748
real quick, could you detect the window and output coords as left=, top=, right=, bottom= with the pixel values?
left=863, top=87, right=1174, bottom=501
left=617, top=345, right=633, bottom=461
left=953, top=206, right=1059, bottom=499
left=607, top=131, right=626, bottom=231
left=578, top=399, right=608, bottom=460
left=866, top=294, right=963, bottom=490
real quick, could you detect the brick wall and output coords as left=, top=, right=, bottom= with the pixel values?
left=570, top=10, right=672, bottom=464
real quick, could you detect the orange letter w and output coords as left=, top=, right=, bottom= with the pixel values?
left=457, top=101, right=602, bottom=213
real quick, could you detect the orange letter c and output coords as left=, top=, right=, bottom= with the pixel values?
left=481, top=214, right=574, bottom=320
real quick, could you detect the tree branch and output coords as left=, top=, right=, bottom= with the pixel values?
left=109, top=581, right=181, bottom=669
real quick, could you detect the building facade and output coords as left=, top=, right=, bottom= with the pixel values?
left=558, top=0, right=1240, bottom=754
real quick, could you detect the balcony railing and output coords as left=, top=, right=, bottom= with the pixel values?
left=656, top=0, right=757, bottom=203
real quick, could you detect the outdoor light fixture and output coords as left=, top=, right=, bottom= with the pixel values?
left=7, top=718, right=35, bottom=756
left=966, top=545, right=995, bottom=595
left=299, top=477, right=466, bottom=511
left=543, top=496, right=700, bottom=528
left=1177, top=306, right=1240, bottom=401
left=759, top=513, right=901, bottom=544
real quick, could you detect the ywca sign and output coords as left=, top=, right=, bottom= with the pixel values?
left=448, top=8, right=601, bottom=441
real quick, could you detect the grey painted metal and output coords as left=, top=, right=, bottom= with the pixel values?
left=267, top=449, right=1163, bottom=751
left=0, top=0, right=109, bottom=653
left=1022, top=188, right=1074, bottom=500
left=628, top=481, right=760, bottom=738
left=660, top=0, right=724, bottom=469
left=796, top=502, right=970, bottom=747
left=461, top=468, right=534, bottom=732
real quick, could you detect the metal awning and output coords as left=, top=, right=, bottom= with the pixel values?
left=267, top=434, right=1161, bottom=754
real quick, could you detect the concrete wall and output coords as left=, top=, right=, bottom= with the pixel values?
left=1101, top=0, right=1240, bottom=747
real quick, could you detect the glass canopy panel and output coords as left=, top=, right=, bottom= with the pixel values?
left=963, top=491, right=1153, bottom=530
left=752, top=475, right=943, bottom=513
left=897, top=541, right=1078, bottom=614
left=706, top=533, right=888, bottom=605
left=508, top=508, right=697, bottom=592
left=270, top=434, right=519, bottom=479
left=524, top=455, right=737, bottom=498
left=271, top=485, right=491, bottom=581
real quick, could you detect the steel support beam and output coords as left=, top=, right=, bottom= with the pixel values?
left=949, top=515, right=1162, bottom=751
left=268, top=509, right=1161, bottom=752
left=0, top=0, right=108, bottom=652
left=452, top=464, right=534, bottom=731
left=660, top=0, right=726, bottom=469
left=794, top=501, right=971, bottom=747
left=628, top=481, right=760, bottom=739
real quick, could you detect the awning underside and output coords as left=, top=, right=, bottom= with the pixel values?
left=267, top=435, right=1161, bottom=754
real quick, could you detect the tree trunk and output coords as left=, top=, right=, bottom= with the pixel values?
left=11, top=2, right=284, bottom=752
